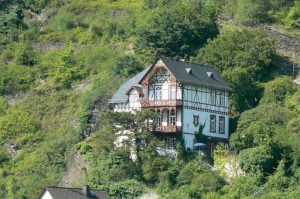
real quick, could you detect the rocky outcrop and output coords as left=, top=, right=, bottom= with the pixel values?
left=59, top=151, right=87, bottom=187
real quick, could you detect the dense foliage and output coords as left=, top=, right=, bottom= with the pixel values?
left=0, top=0, right=299, bottom=198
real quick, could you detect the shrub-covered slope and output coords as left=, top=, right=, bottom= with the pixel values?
left=0, top=0, right=299, bottom=198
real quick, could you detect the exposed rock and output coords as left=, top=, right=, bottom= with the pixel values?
left=4, top=142, right=20, bottom=157
left=59, top=151, right=87, bottom=188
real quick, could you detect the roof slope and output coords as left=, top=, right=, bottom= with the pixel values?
left=45, top=187, right=110, bottom=199
left=161, top=58, right=230, bottom=91
left=109, top=67, right=150, bottom=103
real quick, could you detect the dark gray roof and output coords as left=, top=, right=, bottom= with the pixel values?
left=109, top=67, right=150, bottom=103
left=43, top=187, right=110, bottom=199
left=161, top=58, right=231, bottom=91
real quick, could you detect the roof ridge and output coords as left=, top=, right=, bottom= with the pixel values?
left=161, top=57, right=217, bottom=70
left=46, top=186, right=105, bottom=191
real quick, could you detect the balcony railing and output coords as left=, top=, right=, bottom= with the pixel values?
left=141, top=99, right=183, bottom=108
left=156, top=125, right=182, bottom=133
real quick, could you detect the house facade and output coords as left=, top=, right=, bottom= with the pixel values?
left=109, top=58, right=230, bottom=152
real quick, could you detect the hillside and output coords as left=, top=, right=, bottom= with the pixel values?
left=0, top=0, right=299, bottom=198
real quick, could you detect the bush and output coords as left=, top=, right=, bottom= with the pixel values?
left=236, top=0, right=271, bottom=24
left=239, top=146, right=275, bottom=176
left=196, top=29, right=275, bottom=113
left=282, top=3, right=300, bottom=28
left=48, top=47, right=87, bottom=89
left=261, top=76, right=295, bottom=104
left=0, top=97, right=8, bottom=115
left=230, top=103, right=290, bottom=150
left=112, top=55, right=144, bottom=78
left=14, top=43, right=36, bottom=66
left=109, top=179, right=144, bottom=199
left=0, top=148, right=9, bottom=166
left=136, top=0, right=219, bottom=58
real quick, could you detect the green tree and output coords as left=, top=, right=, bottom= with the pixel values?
left=109, top=179, right=144, bottom=199
left=48, top=47, right=86, bottom=89
left=236, top=0, right=271, bottom=24
left=196, top=29, right=276, bottom=113
left=267, top=160, right=290, bottom=191
left=239, top=146, right=275, bottom=176
left=136, top=0, right=219, bottom=59
left=261, top=76, right=295, bottom=104
left=230, top=103, right=290, bottom=150
left=14, top=43, right=36, bottom=66
left=112, top=55, right=144, bottom=78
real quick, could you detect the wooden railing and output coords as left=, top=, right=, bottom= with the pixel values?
left=156, top=126, right=182, bottom=133
left=141, top=99, right=183, bottom=107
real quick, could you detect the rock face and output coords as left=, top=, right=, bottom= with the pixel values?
left=59, top=151, right=87, bottom=187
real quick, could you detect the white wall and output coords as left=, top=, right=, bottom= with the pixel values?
left=182, top=108, right=229, bottom=149
left=177, top=109, right=182, bottom=127
left=181, top=84, right=229, bottom=150
left=41, top=190, right=53, bottom=199
left=128, top=89, right=141, bottom=110
left=113, top=89, right=141, bottom=112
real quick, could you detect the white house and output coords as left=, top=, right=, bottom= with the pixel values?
left=109, top=58, right=230, bottom=154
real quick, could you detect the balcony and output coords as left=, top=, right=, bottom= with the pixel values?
left=156, top=125, right=182, bottom=133
left=141, top=99, right=183, bottom=108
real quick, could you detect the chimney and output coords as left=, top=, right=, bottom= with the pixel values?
left=186, top=68, right=192, bottom=74
left=82, top=185, right=91, bottom=197
left=82, top=167, right=91, bottom=197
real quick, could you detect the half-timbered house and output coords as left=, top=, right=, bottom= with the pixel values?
left=109, top=58, right=230, bottom=153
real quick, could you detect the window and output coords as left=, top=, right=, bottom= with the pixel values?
left=167, top=137, right=176, bottom=149
left=155, top=85, right=162, bottom=100
left=157, top=110, right=161, bottom=130
left=210, top=89, right=216, bottom=105
left=193, top=115, right=199, bottom=127
left=169, top=85, right=176, bottom=99
left=170, top=110, right=176, bottom=126
left=219, top=91, right=225, bottom=106
left=210, top=115, right=216, bottom=132
left=219, top=116, right=225, bottom=134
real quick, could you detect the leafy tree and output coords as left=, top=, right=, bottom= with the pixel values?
left=282, top=2, right=300, bottom=28
left=230, top=103, right=290, bottom=150
left=236, top=0, right=271, bottom=24
left=0, top=109, right=38, bottom=141
left=109, top=179, right=144, bottom=199
left=260, top=76, right=295, bottom=104
left=266, top=160, right=290, bottom=191
left=14, top=43, right=36, bottom=66
left=220, top=175, right=262, bottom=198
left=239, top=146, right=276, bottom=176
left=112, top=55, right=144, bottom=78
left=196, top=29, right=276, bottom=113
left=136, top=0, right=219, bottom=59
left=48, top=47, right=86, bottom=89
